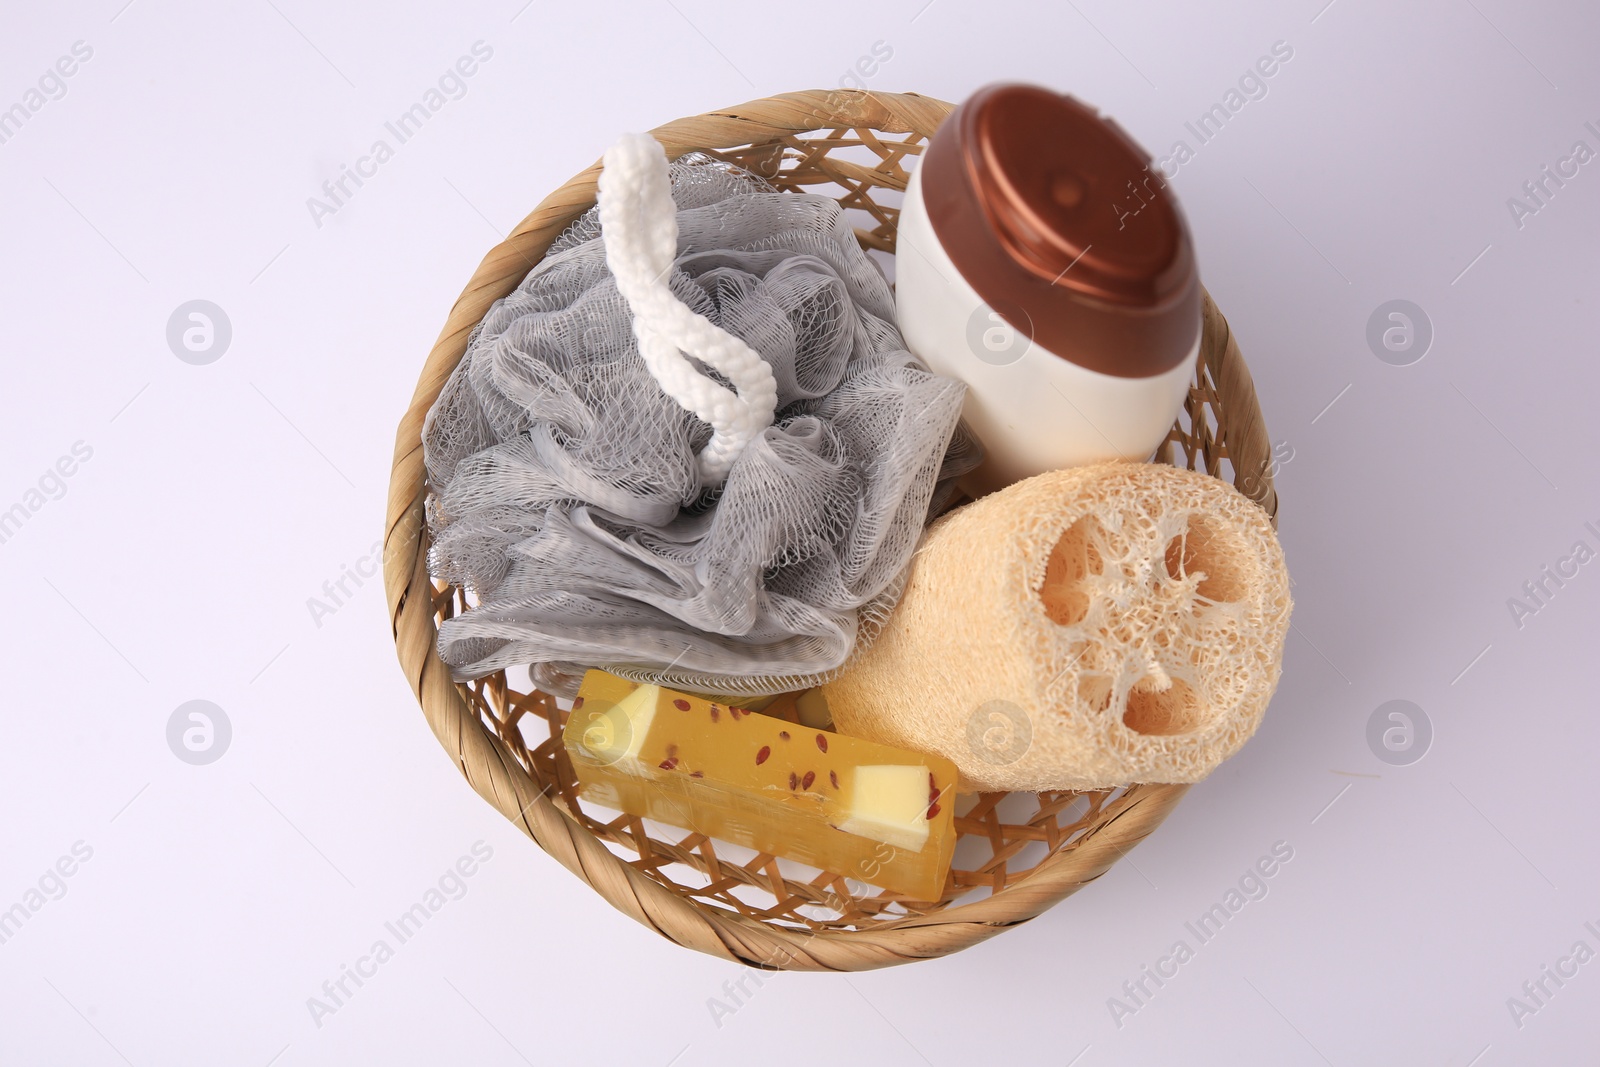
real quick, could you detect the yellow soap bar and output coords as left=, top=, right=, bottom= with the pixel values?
left=563, top=670, right=957, bottom=899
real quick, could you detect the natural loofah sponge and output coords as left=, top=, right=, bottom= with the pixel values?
left=822, top=461, right=1292, bottom=792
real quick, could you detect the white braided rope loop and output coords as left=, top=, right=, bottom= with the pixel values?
left=598, top=132, right=779, bottom=483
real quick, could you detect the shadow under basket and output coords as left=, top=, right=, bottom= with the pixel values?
left=383, top=89, right=1280, bottom=972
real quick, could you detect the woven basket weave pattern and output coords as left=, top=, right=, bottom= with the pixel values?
left=383, top=89, right=1277, bottom=971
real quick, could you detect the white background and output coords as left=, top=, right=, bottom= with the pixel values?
left=2, top=1, right=1597, bottom=1063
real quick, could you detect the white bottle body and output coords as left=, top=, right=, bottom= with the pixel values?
left=896, top=166, right=1198, bottom=496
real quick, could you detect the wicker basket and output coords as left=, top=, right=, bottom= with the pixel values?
left=383, top=89, right=1279, bottom=971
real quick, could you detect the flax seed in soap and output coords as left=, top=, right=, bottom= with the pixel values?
left=563, top=670, right=957, bottom=899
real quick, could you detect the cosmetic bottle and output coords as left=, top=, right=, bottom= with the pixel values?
left=895, top=84, right=1201, bottom=495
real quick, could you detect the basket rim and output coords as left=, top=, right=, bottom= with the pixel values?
left=382, top=87, right=1273, bottom=971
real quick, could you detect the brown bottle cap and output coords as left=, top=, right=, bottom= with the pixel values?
left=917, top=84, right=1201, bottom=378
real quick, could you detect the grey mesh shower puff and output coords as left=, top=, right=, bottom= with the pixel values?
left=422, top=156, right=981, bottom=698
